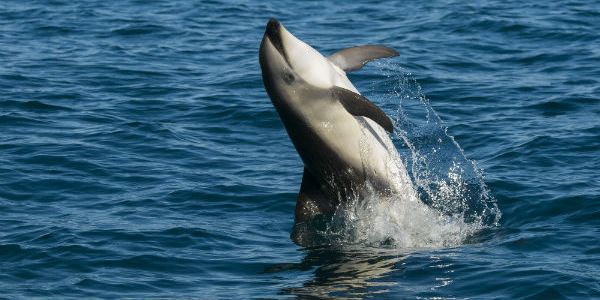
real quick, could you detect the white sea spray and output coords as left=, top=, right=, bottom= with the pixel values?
left=318, top=62, right=501, bottom=249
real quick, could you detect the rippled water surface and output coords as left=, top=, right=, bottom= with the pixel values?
left=1, top=0, right=599, bottom=298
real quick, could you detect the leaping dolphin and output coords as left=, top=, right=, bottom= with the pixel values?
left=259, top=19, right=416, bottom=244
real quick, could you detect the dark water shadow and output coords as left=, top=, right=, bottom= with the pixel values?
left=265, top=247, right=407, bottom=299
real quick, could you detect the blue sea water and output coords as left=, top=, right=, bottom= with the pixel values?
left=1, top=0, right=599, bottom=298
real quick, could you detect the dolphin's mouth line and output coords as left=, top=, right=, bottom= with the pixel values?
left=267, top=36, right=289, bottom=64
left=264, top=19, right=290, bottom=66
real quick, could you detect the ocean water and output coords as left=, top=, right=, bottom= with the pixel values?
left=1, top=0, right=599, bottom=298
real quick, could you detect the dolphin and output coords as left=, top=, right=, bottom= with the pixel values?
left=259, top=19, right=416, bottom=244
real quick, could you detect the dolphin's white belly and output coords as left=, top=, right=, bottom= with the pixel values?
left=305, top=99, right=409, bottom=194
left=329, top=62, right=410, bottom=192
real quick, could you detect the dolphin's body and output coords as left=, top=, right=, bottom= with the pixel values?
left=259, top=19, right=415, bottom=243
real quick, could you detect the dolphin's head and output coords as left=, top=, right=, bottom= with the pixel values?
left=259, top=19, right=338, bottom=109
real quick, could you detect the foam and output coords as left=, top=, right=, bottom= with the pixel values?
left=313, top=62, right=501, bottom=249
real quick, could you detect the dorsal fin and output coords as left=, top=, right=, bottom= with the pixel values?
left=331, top=86, right=394, bottom=133
left=328, top=45, right=399, bottom=72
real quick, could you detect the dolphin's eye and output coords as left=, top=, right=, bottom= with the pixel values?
left=283, top=72, right=295, bottom=84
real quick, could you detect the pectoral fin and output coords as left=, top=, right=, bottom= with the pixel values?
left=332, top=87, right=394, bottom=133
left=328, top=45, right=399, bottom=72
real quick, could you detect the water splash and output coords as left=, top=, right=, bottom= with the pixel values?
left=316, top=62, right=501, bottom=249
